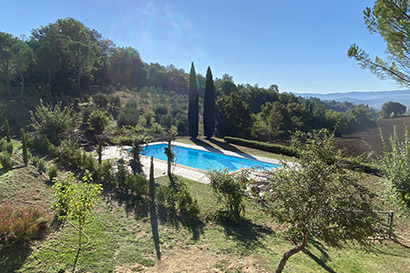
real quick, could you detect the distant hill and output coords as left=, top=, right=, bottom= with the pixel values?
left=295, top=90, right=410, bottom=109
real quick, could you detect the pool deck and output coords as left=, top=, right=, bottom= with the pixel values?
left=100, top=142, right=288, bottom=184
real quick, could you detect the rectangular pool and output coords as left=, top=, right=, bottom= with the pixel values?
left=139, top=144, right=280, bottom=172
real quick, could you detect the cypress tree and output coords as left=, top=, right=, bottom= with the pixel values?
left=188, top=62, right=198, bottom=139
left=21, top=128, right=28, bottom=166
left=5, top=119, right=11, bottom=143
left=203, top=66, right=216, bottom=139
left=149, top=156, right=155, bottom=202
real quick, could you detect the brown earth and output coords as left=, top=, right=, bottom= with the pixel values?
left=337, top=116, right=410, bottom=158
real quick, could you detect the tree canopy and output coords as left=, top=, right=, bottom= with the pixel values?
left=348, top=0, right=410, bottom=86
left=380, top=101, right=407, bottom=118
left=203, top=66, right=215, bottom=138
left=188, top=62, right=198, bottom=139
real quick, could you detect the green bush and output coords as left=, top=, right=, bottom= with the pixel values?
left=156, top=179, right=200, bottom=222
left=81, top=105, right=98, bottom=124
left=89, top=109, right=109, bottom=134
left=208, top=169, right=247, bottom=224
left=48, top=165, right=58, bottom=182
left=224, top=136, right=297, bottom=157
left=29, top=136, right=58, bottom=157
left=92, top=92, right=109, bottom=109
left=115, top=161, right=148, bottom=196
left=0, top=152, right=14, bottom=169
left=117, top=107, right=139, bottom=128
left=0, top=203, right=49, bottom=245
left=32, top=156, right=46, bottom=174
left=5, top=141, right=13, bottom=154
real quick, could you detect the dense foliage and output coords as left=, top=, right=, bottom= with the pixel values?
left=256, top=130, right=382, bottom=273
left=203, top=66, right=215, bottom=138
left=188, top=62, right=198, bottom=138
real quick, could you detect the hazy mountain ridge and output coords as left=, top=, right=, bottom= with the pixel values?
left=294, top=90, right=410, bottom=109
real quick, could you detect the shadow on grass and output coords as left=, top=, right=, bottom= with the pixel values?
left=303, top=239, right=336, bottom=273
left=208, top=138, right=257, bottom=160
left=0, top=244, right=33, bottom=273
left=102, top=186, right=149, bottom=220
left=150, top=200, right=161, bottom=261
left=217, top=216, right=273, bottom=253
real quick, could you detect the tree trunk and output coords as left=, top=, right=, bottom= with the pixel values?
left=19, top=71, right=24, bottom=97
left=275, top=231, right=308, bottom=273
left=167, top=141, right=171, bottom=177
left=77, top=70, right=81, bottom=97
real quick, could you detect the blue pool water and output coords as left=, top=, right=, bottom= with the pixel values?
left=139, top=144, right=280, bottom=171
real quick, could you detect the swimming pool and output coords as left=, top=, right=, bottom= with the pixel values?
left=139, top=144, right=280, bottom=172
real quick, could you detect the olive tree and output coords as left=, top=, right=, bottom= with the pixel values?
left=257, top=130, right=381, bottom=273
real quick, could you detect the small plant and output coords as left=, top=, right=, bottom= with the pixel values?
left=21, top=128, right=28, bottom=166
left=208, top=169, right=248, bottom=224
left=5, top=141, right=13, bottom=154
left=88, top=109, right=109, bottom=134
left=5, top=118, right=11, bottom=143
left=0, top=203, right=49, bottom=245
left=0, top=152, right=14, bottom=169
left=48, top=165, right=58, bottom=182
left=32, top=156, right=46, bottom=174
left=52, top=171, right=102, bottom=250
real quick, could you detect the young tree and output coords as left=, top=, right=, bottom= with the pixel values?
left=188, top=62, right=198, bottom=139
left=348, top=0, right=410, bottom=86
left=256, top=130, right=381, bottom=273
left=203, top=66, right=216, bottom=139
left=21, top=128, right=28, bottom=166
left=5, top=119, right=11, bottom=143
left=130, top=135, right=150, bottom=175
left=88, top=109, right=109, bottom=135
left=149, top=156, right=155, bottom=202
left=378, top=126, right=410, bottom=213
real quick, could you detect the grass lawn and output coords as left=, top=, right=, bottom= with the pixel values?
left=1, top=146, right=409, bottom=272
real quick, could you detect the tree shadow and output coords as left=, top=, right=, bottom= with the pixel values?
left=208, top=138, right=257, bottom=160
left=217, top=217, right=273, bottom=254
left=190, top=138, right=217, bottom=152
left=149, top=200, right=161, bottom=261
left=102, top=186, right=149, bottom=220
left=0, top=244, right=33, bottom=273
left=303, top=239, right=336, bottom=273
left=157, top=204, right=205, bottom=241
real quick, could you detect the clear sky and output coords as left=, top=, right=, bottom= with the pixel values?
left=0, top=0, right=406, bottom=93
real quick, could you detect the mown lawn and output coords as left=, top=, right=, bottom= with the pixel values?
left=1, top=148, right=409, bottom=272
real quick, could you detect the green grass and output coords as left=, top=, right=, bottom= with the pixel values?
left=1, top=158, right=409, bottom=272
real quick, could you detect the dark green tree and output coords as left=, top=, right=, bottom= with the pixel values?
left=216, top=93, right=253, bottom=138
left=348, top=0, right=410, bottom=86
left=0, top=32, right=17, bottom=97
left=149, top=156, right=155, bottom=202
left=380, top=101, right=407, bottom=118
left=203, top=66, right=216, bottom=138
left=188, top=62, right=198, bottom=139
left=21, top=128, right=28, bottom=166
left=5, top=119, right=11, bottom=143
left=13, top=38, right=33, bottom=97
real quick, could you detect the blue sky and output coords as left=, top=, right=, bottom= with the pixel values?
left=0, top=0, right=406, bottom=93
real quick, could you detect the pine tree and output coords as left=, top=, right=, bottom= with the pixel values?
left=188, top=62, right=198, bottom=139
left=203, top=66, right=216, bottom=138
left=21, top=128, right=28, bottom=166
left=5, top=119, right=11, bottom=143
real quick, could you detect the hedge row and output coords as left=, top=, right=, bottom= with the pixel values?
left=224, top=136, right=297, bottom=157
left=224, top=136, right=380, bottom=175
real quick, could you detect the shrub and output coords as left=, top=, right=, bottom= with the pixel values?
left=29, top=136, right=58, bottom=156
left=81, top=105, right=98, bottom=124
left=30, top=100, right=74, bottom=146
left=117, top=107, right=139, bottom=128
left=5, top=141, right=13, bottom=154
left=115, top=161, right=147, bottom=196
left=156, top=178, right=200, bottom=222
left=5, top=119, right=11, bottom=143
left=0, top=204, right=49, bottom=245
left=89, top=110, right=109, bottom=134
left=92, top=92, right=109, bottom=109
left=32, top=156, right=46, bottom=174
left=0, top=152, right=14, bottom=169
left=48, top=165, right=58, bottom=182
left=208, top=169, right=247, bottom=224
left=224, top=136, right=297, bottom=157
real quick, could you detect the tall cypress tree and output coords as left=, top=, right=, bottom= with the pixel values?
left=188, top=62, right=198, bottom=139
left=203, top=66, right=216, bottom=139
